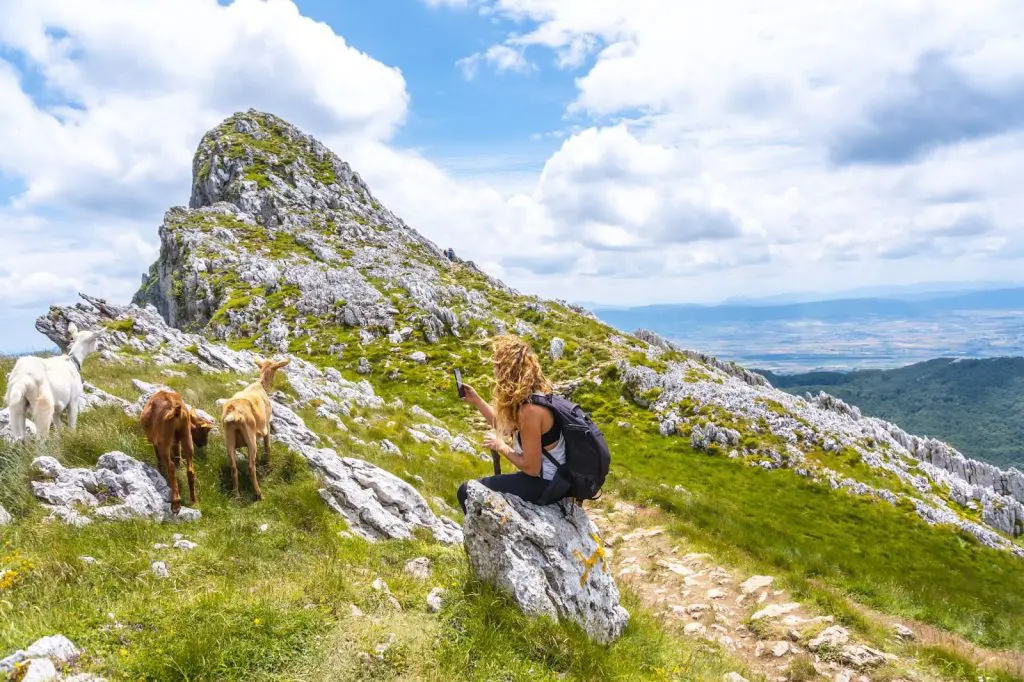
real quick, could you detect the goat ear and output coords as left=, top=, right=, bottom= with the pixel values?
left=274, top=358, right=291, bottom=369
left=67, top=322, right=79, bottom=339
left=253, top=354, right=266, bottom=368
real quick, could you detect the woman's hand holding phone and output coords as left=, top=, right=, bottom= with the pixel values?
left=460, top=382, right=481, bottom=405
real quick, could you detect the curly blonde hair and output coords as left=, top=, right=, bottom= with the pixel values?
left=491, top=334, right=552, bottom=436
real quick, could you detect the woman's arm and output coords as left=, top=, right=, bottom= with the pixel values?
left=461, top=383, right=497, bottom=428
left=482, top=406, right=545, bottom=477
left=513, top=405, right=545, bottom=477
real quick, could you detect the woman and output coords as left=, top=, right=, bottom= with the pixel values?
left=456, top=334, right=570, bottom=513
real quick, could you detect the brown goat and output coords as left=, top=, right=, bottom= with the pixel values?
left=140, top=389, right=214, bottom=513
left=221, top=356, right=290, bottom=501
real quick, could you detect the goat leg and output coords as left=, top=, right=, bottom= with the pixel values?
left=225, top=428, right=240, bottom=495
left=246, top=431, right=263, bottom=501
left=161, top=444, right=181, bottom=514
left=181, top=428, right=197, bottom=506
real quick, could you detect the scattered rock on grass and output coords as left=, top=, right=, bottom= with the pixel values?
left=549, top=337, right=565, bottom=360
left=751, top=602, right=800, bottom=620
left=151, top=562, right=170, bottom=579
left=1, top=634, right=81, bottom=679
left=840, top=644, right=894, bottom=669
left=893, top=623, right=916, bottom=640
left=0, top=504, right=11, bottom=526
left=739, top=575, right=774, bottom=594
left=426, top=587, right=445, bottom=613
left=30, top=453, right=202, bottom=526
left=808, top=626, right=850, bottom=651
left=403, top=557, right=431, bottom=579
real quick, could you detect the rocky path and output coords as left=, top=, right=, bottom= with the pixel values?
left=589, top=500, right=914, bottom=682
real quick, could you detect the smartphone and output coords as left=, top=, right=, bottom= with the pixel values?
left=453, top=368, right=465, bottom=398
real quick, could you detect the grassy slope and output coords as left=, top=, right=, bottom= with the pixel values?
left=4, top=292, right=1024, bottom=681
left=0, top=357, right=740, bottom=682
left=572, top=371, right=1024, bottom=653
left=759, top=358, right=1024, bottom=470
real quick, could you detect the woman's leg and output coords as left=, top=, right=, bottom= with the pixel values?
left=457, top=472, right=551, bottom=512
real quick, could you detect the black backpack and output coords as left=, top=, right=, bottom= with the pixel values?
left=527, top=393, right=611, bottom=503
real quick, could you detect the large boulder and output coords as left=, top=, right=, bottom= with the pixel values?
left=30, top=453, right=201, bottom=526
left=462, top=481, right=630, bottom=644
left=306, top=449, right=462, bottom=545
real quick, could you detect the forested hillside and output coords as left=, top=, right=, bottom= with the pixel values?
left=758, top=358, right=1024, bottom=470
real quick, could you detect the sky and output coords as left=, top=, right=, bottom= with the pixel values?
left=2, top=0, right=1024, bottom=351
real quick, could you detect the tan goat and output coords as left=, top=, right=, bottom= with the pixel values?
left=221, top=356, right=290, bottom=501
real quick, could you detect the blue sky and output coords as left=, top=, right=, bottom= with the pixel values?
left=2, top=0, right=1024, bottom=352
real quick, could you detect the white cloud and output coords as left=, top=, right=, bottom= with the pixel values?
left=0, top=0, right=408, bottom=216
left=0, top=0, right=411, bottom=348
left=4, top=0, right=1024, bottom=354
left=456, top=45, right=533, bottom=80
left=425, top=0, right=1024, bottom=295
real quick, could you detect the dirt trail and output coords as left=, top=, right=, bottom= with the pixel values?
left=589, top=499, right=935, bottom=682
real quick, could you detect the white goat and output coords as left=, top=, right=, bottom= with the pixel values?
left=4, top=323, right=103, bottom=441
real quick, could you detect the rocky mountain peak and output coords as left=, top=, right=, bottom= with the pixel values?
left=189, top=109, right=374, bottom=226
left=132, top=109, right=515, bottom=347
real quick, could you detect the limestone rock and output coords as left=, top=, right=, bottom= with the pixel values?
left=740, top=575, right=774, bottom=594
left=426, top=587, right=445, bottom=613
left=305, top=449, right=462, bottom=545
left=549, top=337, right=566, bottom=360
left=691, top=423, right=741, bottom=449
left=404, top=557, right=431, bottom=580
left=751, top=602, right=801, bottom=620
left=461, top=481, right=629, bottom=644
left=893, top=623, right=916, bottom=640
left=0, top=504, right=11, bottom=526
left=24, top=635, right=79, bottom=664
left=840, top=644, right=894, bottom=669
left=20, top=658, right=58, bottom=682
left=808, top=626, right=850, bottom=650
left=1, top=634, right=81, bottom=681
left=722, top=673, right=749, bottom=682
left=684, top=622, right=708, bottom=637
left=151, top=562, right=170, bottom=579
left=30, top=452, right=201, bottom=525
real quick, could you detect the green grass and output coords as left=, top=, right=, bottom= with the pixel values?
left=570, top=373, right=1024, bottom=652
left=0, top=357, right=737, bottom=681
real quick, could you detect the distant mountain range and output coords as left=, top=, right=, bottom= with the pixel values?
left=590, top=287, right=1024, bottom=373
left=757, top=357, right=1024, bottom=470
left=591, top=287, right=1024, bottom=326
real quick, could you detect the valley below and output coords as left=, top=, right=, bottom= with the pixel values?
left=594, top=301, right=1024, bottom=373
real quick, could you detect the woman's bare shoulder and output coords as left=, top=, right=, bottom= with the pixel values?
left=518, top=403, right=548, bottom=422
